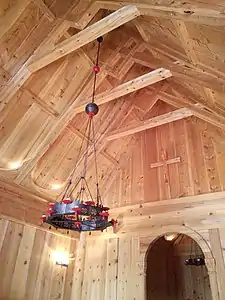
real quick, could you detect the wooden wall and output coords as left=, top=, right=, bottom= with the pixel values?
left=75, top=225, right=225, bottom=300
left=103, top=101, right=225, bottom=208
left=0, top=218, right=76, bottom=300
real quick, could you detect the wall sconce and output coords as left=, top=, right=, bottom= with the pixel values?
left=51, top=250, right=70, bottom=267
left=164, top=233, right=178, bottom=241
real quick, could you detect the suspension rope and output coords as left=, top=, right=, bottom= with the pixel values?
left=61, top=118, right=90, bottom=201
left=91, top=39, right=101, bottom=103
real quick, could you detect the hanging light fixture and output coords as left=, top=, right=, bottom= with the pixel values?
left=41, top=37, right=117, bottom=233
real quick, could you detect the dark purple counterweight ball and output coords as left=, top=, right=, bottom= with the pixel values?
left=85, top=103, right=99, bottom=116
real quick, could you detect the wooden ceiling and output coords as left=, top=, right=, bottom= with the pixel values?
left=1, top=0, right=225, bottom=230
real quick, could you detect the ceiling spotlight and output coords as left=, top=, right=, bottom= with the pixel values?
left=164, top=233, right=178, bottom=241
left=8, top=161, right=22, bottom=170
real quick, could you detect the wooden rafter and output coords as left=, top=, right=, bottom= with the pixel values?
left=96, top=0, right=225, bottom=26
left=106, top=107, right=193, bottom=141
left=159, top=92, right=225, bottom=130
left=27, top=5, right=140, bottom=72
left=75, top=68, right=172, bottom=113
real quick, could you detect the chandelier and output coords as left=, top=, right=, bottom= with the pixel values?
left=41, top=37, right=117, bottom=233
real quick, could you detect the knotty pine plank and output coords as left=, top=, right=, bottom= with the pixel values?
left=0, top=219, right=8, bottom=252
left=104, top=238, right=119, bottom=300
left=173, top=119, right=191, bottom=197
left=201, top=123, right=222, bottom=193
left=0, top=222, right=23, bottom=298
left=10, top=225, right=36, bottom=299
left=24, top=229, right=47, bottom=300
left=143, top=128, right=159, bottom=202
left=117, top=236, right=130, bottom=300
left=70, top=232, right=86, bottom=300
left=63, top=238, right=77, bottom=299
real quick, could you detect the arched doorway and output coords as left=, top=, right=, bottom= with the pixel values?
left=146, top=233, right=213, bottom=300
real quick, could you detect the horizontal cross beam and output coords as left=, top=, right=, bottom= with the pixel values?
left=106, top=107, right=193, bottom=141
left=75, top=68, right=172, bottom=113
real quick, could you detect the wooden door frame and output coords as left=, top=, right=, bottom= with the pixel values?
left=142, top=225, right=220, bottom=300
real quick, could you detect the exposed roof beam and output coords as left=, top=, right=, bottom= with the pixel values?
left=27, top=5, right=140, bottom=72
left=106, top=107, right=193, bottom=140
left=133, top=51, right=225, bottom=93
left=97, top=1, right=225, bottom=26
left=159, top=92, right=225, bottom=130
left=0, top=0, right=31, bottom=40
left=75, top=68, right=172, bottom=113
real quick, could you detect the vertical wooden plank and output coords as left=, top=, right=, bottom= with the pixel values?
left=173, top=119, right=191, bottom=197
left=0, top=221, right=23, bottom=298
left=49, top=235, right=71, bottom=300
left=117, top=236, right=130, bottom=300
left=0, top=219, right=9, bottom=251
left=105, top=238, right=119, bottom=300
left=10, top=225, right=36, bottom=299
left=209, top=228, right=225, bottom=300
left=70, top=232, right=86, bottom=300
left=24, top=229, right=47, bottom=300
left=63, top=238, right=77, bottom=300
left=143, top=128, right=159, bottom=202
left=202, top=123, right=221, bottom=193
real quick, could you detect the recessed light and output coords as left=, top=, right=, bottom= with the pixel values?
left=8, top=161, right=22, bottom=170
left=51, top=183, right=63, bottom=190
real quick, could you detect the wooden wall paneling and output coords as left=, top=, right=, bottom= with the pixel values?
left=10, top=225, right=36, bottom=299
left=81, top=237, right=96, bottom=300
left=49, top=235, right=71, bottom=300
left=209, top=228, right=225, bottom=300
left=0, top=221, right=24, bottom=298
left=24, top=228, right=47, bottom=300
left=143, top=127, right=160, bottom=202
left=104, top=237, right=119, bottom=300
left=63, top=238, right=77, bottom=300
left=173, top=119, right=191, bottom=197
left=70, top=232, right=86, bottom=300
left=201, top=123, right=222, bottom=193
left=131, top=133, right=144, bottom=204
left=117, top=236, right=131, bottom=300
left=185, top=117, right=209, bottom=195
left=0, top=219, right=8, bottom=251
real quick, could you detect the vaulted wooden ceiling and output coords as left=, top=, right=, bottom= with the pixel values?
left=1, top=0, right=225, bottom=232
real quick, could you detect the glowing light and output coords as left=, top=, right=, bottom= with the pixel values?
left=8, top=161, right=22, bottom=170
left=164, top=233, right=178, bottom=241
left=51, top=183, right=63, bottom=190
left=51, top=250, right=70, bottom=267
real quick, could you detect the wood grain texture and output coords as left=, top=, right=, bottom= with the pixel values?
left=0, top=219, right=77, bottom=300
